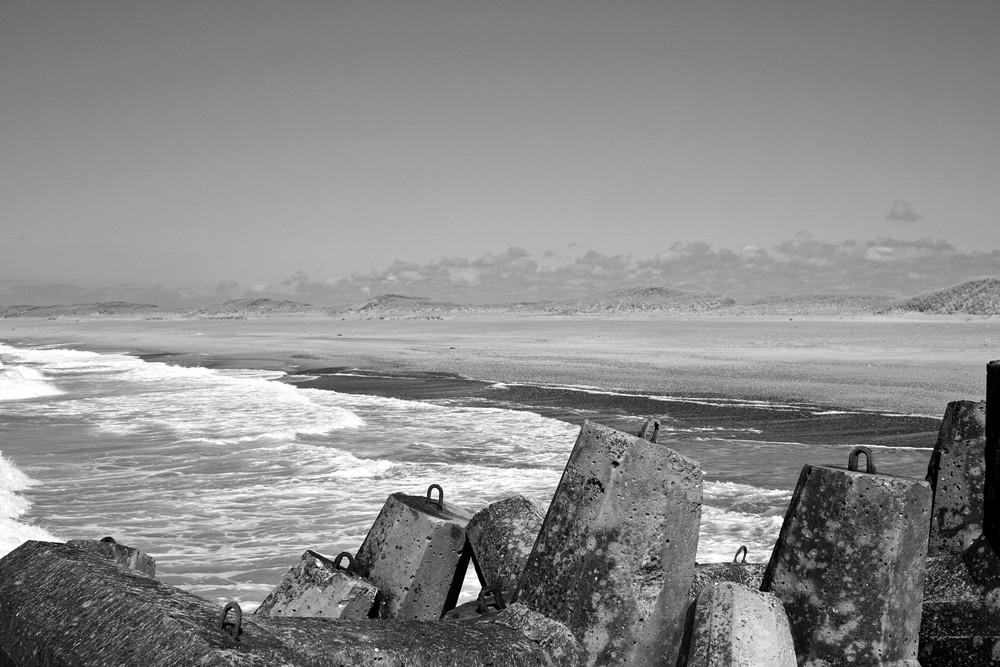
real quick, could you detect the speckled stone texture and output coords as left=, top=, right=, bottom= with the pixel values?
left=352, top=488, right=474, bottom=620
left=516, top=420, right=703, bottom=667
left=492, top=602, right=589, bottom=666
left=0, top=540, right=304, bottom=666
left=926, top=400, right=987, bottom=556
left=0, top=540, right=563, bottom=666
left=689, top=562, right=767, bottom=603
left=687, top=581, right=796, bottom=667
left=466, top=495, right=545, bottom=600
left=66, top=537, right=156, bottom=577
left=920, top=553, right=1000, bottom=666
left=761, top=462, right=931, bottom=666
left=255, top=549, right=379, bottom=619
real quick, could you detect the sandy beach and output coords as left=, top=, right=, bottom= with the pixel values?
left=3, top=314, right=996, bottom=417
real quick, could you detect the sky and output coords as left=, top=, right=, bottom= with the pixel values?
left=2, top=1, right=999, bottom=306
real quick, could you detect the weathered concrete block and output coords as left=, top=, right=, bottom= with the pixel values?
left=0, top=540, right=566, bottom=666
left=257, top=615, right=562, bottom=666
left=67, top=536, right=156, bottom=577
left=919, top=553, right=1000, bottom=666
left=761, top=447, right=932, bottom=666
left=689, top=561, right=767, bottom=603
left=687, top=581, right=796, bottom=667
left=516, top=420, right=703, bottom=666
left=255, top=550, right=379, bottom=619
left=466, top=495, right=545, bottom=598
left=926, top=400, right=987, bottom=556
left=492, top=602, right=588, bottom=666
left=352, top=484, right=475, bottom=620
left=0, top=540, right=301, bottom=666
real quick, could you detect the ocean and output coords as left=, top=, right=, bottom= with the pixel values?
left=0, top=341, right=940, bottom=611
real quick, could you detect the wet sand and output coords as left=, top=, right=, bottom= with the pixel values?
left=3, top=314, right=996, bottom=419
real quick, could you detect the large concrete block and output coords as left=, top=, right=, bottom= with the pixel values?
left=761, top=447, right=932, bottom=666
left=352, top=483, right=475, bottom=620
left=0, top=540, right=562, bottom=667
left=687, top=581, right=796, bottom=667
left=67, top=536, right=156, bottom=577
left=466, top=495, right=545, bottom=599
left=255, top=550, right=379, bottom=619
left=920, top=553, right=1000, bottom=666
left=516, top=420, right=703, bottom=667
left=926, top=400, right=987, bottom=556
left=492, top=602, right=588, bottom=666
left=0, top=541, right=300, bottom=666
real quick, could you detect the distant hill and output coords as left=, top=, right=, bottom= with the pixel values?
left=191, top=298, right=323, bottom=319
left=3, top=281, right=1000, bottom=318
left=880, top=278, right=1000, bottom=315
left=537, top=286, right=733, bottom=314
left=328, top=294, right=462, bottom=319
left=728, top=294, right=894, bottom=316
left=0, top=301, right=159, bottom=318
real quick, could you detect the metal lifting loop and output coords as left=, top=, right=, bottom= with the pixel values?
left=218, top=601, right=243, bottom=641
left=637, top=418, right=660, bottom=444
left=333, top=552, right=353, bottom=571
left=476, top=586, right=507, bottom=613
left=848, top=446, right=877, bottom=474
left=426, top=484, right=444, bottom=510
left=733, top=545, right=748, bottom=564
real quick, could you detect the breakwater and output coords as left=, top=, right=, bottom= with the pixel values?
left=2, top=362, right=999, bottom=665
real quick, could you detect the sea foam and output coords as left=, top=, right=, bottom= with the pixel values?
left=0, top=362, right=63, bottom=401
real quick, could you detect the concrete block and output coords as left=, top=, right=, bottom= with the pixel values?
left=920, top=553, right=1000, bottom=666
left=0, top=540, right=302, bottom=666
left=492, top=602, right=588, bottom=666
left=67, top=536, right=156, bottom=577
left=689, top=560, right=767, bottom=603
left=352, top=483, right=475, bottom=620
left=516, top=420, right=703, bottom=666
left=466, top=495, right=544, bottom=599
left=687, top=581, right=796, bottom=667
left=761, top=446, right=931, bottom=666
left=926, top=400, right=987, bottom=556
left=0, top=540, right=566, bottom=666
left=255, top=550, right=379, bottom=619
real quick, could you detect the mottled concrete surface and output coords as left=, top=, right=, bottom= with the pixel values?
left=762, top=462, right=931, bottom=666
left=517, top=421, right=702, bottom=666
left=926, top=400, right=986, bottom=556
left=254, top=549, right=378, bottom=619
left=352, top=489, right=473, bottom=620
left=688, top=581, right=796, bottom=667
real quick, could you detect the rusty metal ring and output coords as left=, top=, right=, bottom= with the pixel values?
left=476, top=586, right=507, bottom=613
left=637, top=418, right=660, bottom=444
left=333, top=551, right=353, bottom=571
left=219, top=601, right=242, bottom=641
left=734, top=545, right=748, bottom=564
left=426, top=484, right=444, bottom=509
left=848, top=446, right=877, bottom=474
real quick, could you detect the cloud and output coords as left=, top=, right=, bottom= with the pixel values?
left=886, top=200, right=924, bottom=223
left=4, top=235, right=999, bottom=307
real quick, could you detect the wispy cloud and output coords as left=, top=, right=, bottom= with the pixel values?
left=4, top=235, right=998, bottom=307
left=886, top=199, right=924, bottom=223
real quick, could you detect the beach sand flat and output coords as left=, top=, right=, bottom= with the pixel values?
left=3, top=315, right=996, bottom=416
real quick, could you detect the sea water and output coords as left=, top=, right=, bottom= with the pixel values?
left=0, top=342, right=935, bottom=610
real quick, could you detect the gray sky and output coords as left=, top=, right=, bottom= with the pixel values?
left=2, top=1, right=999, bottom=305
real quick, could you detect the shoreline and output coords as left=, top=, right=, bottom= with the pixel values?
left=3, top=314, right=995, bottom=420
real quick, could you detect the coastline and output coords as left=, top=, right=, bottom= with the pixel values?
left=2, top=314, right=994, bottom=420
